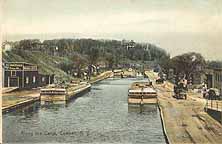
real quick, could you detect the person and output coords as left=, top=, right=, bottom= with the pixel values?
left=182, top=78, right=188, bottom=90
left=174, top=84, right=178, bottom=97
left=202, top=83, right=207, bottom=98
left=120, top=73, right=124, bottom=78
left=174, top=76, right=187, bottom=98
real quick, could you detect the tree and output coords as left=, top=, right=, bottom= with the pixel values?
left=59, top=62, right=73, bottom=74
left=87, top=47, right=100, bottom=65
left=105, top=53, right=115, bottom=69
left=15, top=39, right=41, bottom=50
left=170, top=52, right=206, bottom=78
left=72, top=53, right=88, bottom=77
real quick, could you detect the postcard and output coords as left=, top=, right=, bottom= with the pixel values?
left=1, top=0, right=222, bottom=144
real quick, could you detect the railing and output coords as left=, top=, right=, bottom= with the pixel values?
left=206, top=100, right=222, bottom=112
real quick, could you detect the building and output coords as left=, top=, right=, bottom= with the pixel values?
left=2, top=63, right=4, bottom=87
left=4, top=62, right=54, bottom=89
left=121, top=39, right=135, bottom=50
left=2, top=41, right=11, bottom=50
left=206, top=68, right=222, bottom=95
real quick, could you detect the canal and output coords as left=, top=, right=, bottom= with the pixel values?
left=3, top=78, right=166, bottom=144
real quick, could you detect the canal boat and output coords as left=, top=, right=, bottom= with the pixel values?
left=113, top=69, right=124, bottom=78
left=40, top=83, right=91, bottom=104
left=128, top=82, right=157, bottom=105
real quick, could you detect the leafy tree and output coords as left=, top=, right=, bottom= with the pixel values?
left=104, top=53, right=115, bottom=69
left=169, top=52, right=206, bottom=78
left=59, top=62, right=73, bottom=74
left=87, top=47, right=100, bottom=65
left=72, top=53, right=88, bottom=77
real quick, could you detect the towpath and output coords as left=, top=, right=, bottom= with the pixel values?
left=146, top=70, right=222, bottom=144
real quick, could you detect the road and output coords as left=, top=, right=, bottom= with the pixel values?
left=146, top=70, right=222, bottom=143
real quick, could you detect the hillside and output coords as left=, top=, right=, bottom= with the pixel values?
left=3, top=49, right=73, bottom=82
left=2, top=38, right=171, bottom=83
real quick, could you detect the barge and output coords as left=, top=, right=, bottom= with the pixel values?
left=128, top=82, right=157, bottom=105
left=113, top=69, right=124, bottom=78
left=40, top=83, right=91, bottom=104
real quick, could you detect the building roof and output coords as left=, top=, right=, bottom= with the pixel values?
left=206, top=67, right=222, bottom=73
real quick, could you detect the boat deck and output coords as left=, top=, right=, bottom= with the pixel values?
left=128, top=82, right=157, bottom=104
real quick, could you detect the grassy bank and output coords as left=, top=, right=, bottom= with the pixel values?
left=3, top=50, right=72, bottom=82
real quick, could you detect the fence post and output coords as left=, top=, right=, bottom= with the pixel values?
left=205, top=100, right=208, bottom=111
left=220, top=100, right=222, bottom=124
left=221, top=111, right=222, bottom=124
left=217, top=101, right=218, bottom=111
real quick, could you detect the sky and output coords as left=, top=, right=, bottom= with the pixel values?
left=1, top=0, right=222, bottom=60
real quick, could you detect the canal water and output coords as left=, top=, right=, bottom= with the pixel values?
left=3, top=78, right=166, bottom=144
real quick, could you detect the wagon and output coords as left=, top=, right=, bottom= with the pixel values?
left=174, top=86, right=187, bottom=99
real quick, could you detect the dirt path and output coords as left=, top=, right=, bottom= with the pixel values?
left=2, top=89, right=40, bottom=97
left=156, top=83, right=222, bottom=144
left=2, top=89, right=40, bottom=108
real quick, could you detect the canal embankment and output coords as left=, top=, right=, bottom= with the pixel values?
left=2, top=97, right=40, bottom=114
left=2, top=71, right=113, bottom=113
left=2, top=89, right=40, bottom=113
left=146, top=70, right=222, bottom=144
left=89, top=71, right=112, bottom=84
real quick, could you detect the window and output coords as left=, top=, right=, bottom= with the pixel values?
left=11, top=71, right=16, bottom=76
left=220, top=74, right=222, bottom=81
left=216, top=74, right=219, bottom=82
left=33, top=76, right=36, bottom=83
left=42, top=77, right=45, bottom=82
left=26, top=77, right=29, bottom=84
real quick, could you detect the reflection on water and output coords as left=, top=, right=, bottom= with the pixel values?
left=128, top=104, right=158, bottom=114
left=3, top=78, right=166, bottom=144
left=6, top=102, right=40, bottom=116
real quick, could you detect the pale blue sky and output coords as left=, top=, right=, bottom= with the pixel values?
left=2, top=0, right=222, bottom=60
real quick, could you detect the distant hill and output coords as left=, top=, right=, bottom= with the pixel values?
left=2, top=38, right=170, bottom=82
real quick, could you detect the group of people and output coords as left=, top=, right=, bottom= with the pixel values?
left=202, top=83, right=219, bottom=100
left=202, top=83, right=208, bottom=98
left=173, top=74, right=219, bottom=100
